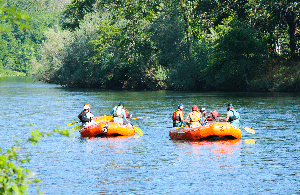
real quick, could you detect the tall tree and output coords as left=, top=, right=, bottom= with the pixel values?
left=62, top=0, right=96, bottom=31
left=245, top=0, right=299, bottom=59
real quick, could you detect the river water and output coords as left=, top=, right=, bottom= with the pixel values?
left=1, top=77, right=299, bottom=194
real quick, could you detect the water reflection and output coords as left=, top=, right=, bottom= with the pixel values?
left=244, top=139, right=256, bottom=145
left=171, top=139, right=242, bottom=169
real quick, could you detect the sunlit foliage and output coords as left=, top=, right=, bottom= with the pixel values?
left=2, top=0, right=300, bottom=91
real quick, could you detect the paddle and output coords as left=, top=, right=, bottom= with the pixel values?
left=134, top=126, right=144, bottom=136
left=67, top=121, right=79, bottom=126
left=67, top=116, right=100, bottom=126
left=123, top=117, right=144, bottom=136
left=243, top=127, right=255, bottom=134
left=131, top=116, right=145, bottom=120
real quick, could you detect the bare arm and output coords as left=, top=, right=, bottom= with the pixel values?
left=184, top=113, right=190, bottom=122
left=221, top=111, right=230, bottom=121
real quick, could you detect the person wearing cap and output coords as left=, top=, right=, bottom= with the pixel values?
left=184, top=105, right=202, bottom=128
left=200, top=107, right=207, bottom=125
left=110, top=102, right=132, bottom=125
left=220, top=103, right=240, bottom=128
left=78, top=104, right=95, bottom=127
left=172, top=103, right=185, bottom=127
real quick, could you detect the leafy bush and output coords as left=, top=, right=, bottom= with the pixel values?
left=0, top=127, right=72, bottom=194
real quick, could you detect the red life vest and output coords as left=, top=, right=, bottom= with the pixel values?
left=206, top=110, right=219, bottom=121
left=211, top=110, right=219, bottom=118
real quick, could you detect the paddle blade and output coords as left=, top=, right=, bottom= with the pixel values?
left=134, top=126, right=144, bottom=136
left=67, top=122, right=78, bottom=126
left=132, top=116, right=145, bottom=120
left=244, top=127, right=255, bottom=134
left=173, top=125, right=185, bottom=130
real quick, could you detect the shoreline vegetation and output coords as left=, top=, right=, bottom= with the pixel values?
left=0, top=0, right=299, bottom=92
left=1, top=59, right=300, bottom=93
left=0, top=70, right=26, bottom=77
left=1, top=58, right=299, bottom=93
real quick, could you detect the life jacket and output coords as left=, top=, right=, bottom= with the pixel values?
left=206, top=110, right=219, bottom=121
left=229, top=109, right=238, bottom=122
left=190, top=111, right=201, bottom=122
left=172, top=109, right=182, bottom=122
left=211, top=110, right=219, bottom=118
left=81, top=111, right=92, bottom=122
left=124, top=109, right=130, bottom=118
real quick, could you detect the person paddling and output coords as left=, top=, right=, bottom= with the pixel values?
left=172, top=103, right=185, bottom=127
left=184, top=105, right=202, bottom=128
left=78, top=104, right=95, bottom=127
left=220, top=103, right=240, bottom=128
left=110, top=102, right=132, bottom=126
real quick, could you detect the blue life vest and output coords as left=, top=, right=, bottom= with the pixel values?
left=229, top=109, right=238, bottom=122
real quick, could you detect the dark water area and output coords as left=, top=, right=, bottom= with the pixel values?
left=1, top=77, right=299, bottom=194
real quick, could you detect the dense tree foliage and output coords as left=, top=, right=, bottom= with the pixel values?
left=0, top=0, right=69, bottom=75
left=2, top=0, right=300, bottom=91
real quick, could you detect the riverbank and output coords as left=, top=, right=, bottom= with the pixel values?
left=2, top=59, right=299, bottom=92
left=248, top=59, right=300, bottom=92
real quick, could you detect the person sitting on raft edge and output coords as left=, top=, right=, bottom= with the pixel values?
left=78, top=104, right=95, bottom=127
left=110, top=102, right=132, bottom=126
left=184, top=105, right=202, bottom=128
left=220, top=103, right=240, bottom=128
left=172, top=103, right=185, bottom=127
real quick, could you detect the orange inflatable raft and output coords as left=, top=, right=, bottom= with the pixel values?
left=169, top=122, right=242, bottom=140
left=80, top=115, right=139, bottom=137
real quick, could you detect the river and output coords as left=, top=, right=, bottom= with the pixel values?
left=1, top=77, right=299, bottom=194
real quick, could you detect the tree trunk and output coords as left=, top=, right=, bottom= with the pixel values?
left=284, top=9, right=297, bottom=59
left=179, top=0, right=193, bottom=58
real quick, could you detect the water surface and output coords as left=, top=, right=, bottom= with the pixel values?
left=1, top=77, right=299, bottom=194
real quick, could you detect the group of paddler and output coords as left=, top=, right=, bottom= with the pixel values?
left=172, top=103, right=240, bottom=128
left=78, top=102, right=240, bottom=129
left=78, top=102, right=133, bottom=127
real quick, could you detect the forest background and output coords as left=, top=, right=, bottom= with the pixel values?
left=0, top=0, right=299, bottom=92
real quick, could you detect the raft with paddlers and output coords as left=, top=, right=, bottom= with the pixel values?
left=169, top=122, right=242, bottom=140
left=80, top=115, right=143, bottom=137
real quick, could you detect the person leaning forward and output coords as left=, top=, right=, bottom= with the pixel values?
left=184, top=105, right=202, bottom=128
left=172, top=103, right=185, bottom=127
left=78, top=104, right=95, bottom=127
left=220, top=103, right=240, bottom=128
left=110, top=102, right=132, bottom=126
